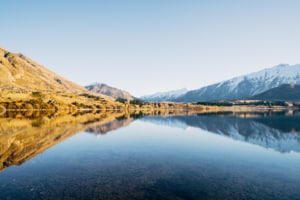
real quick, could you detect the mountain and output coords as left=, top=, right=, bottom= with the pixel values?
left=252, top=84, right=300, bottom=101
left=175, top=64, right=300, bottom=102
left=0, top=47, right=87, bottom=94
left=140, top=88, right=188, bottom=102
left=0, top=46, right=120, bottom=110
left=85, top=83, right=134, bottom=100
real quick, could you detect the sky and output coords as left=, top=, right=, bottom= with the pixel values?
left=1, top=0, right=300, bottom=96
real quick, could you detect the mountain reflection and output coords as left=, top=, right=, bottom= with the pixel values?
left=0, top=111, right=132, bottom=172
left=142, top=112, right=300, bottom=153
left=85, top=116, right=134, bottom=135
left=2, top=110, right=300, bottom=172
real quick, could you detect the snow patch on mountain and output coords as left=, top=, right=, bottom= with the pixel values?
left=140, top=88, right=188, bottom=102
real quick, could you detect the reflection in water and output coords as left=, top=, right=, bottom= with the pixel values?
left=2, top=111, right=300, bottom=172
left=86, top=116, right=134, bottom=135
left=1, top=111, right=300, bottom=199
left=0, top=111, right=132, bottom=172
left=142, top=112, right=300, bottom=153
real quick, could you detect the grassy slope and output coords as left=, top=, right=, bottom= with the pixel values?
left=0, top=47, right=123, bottom=110
left=0, top=47, right=85, bottom=93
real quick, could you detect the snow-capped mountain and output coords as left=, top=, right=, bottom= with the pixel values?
left=175, top=64, right=300, bottom=102
left=140, top=88, right=188, bottom=102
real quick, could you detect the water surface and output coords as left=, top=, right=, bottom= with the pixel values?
left=1, top=112, right=300, bottom=200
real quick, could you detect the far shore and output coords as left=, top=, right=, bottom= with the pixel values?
left=1, top=104, right=299, bottom=118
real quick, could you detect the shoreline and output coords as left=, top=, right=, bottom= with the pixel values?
left=1, top=105, right=299, bottom=118
left=1, top=97, right=299, bottom=117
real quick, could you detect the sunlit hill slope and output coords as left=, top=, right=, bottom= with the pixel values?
left=0, top=47, right=122, bottom=110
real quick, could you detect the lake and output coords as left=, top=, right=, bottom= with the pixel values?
left=1, top=111, right=300, bottom=200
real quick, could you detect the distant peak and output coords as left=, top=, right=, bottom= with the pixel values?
left=85, top=82, right=134, bottom=100
left=140, top=88, right=189, bottom=102
left=87, top=82, right=104, bottom=87
left=269, top=63, right=300, bottom=70
left=146, top=88, right=188, bottom=96
left=274, top=63, right=290, bottom=68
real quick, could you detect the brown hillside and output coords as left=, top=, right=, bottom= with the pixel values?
left=0, top=47, right=87, bottom=93
left=0, top=47, right=121, bottom=110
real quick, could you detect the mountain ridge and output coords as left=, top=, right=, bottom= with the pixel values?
left=0, top=47, right=87, bottom=94
left=175, top=64, right=300, bottom=102
left=140, top=88, right=188, bottom=102
left=0, top=46, right=119, bottom=109
left=173, top=64, right=300, bottom=102
left=85, top=82, right=134, bottom=100
left=2, top=45, right=300, bottom=105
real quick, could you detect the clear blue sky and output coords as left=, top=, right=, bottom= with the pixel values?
left=2, top=0, right=300, bottom=96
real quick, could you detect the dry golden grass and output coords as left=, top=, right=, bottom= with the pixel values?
left=0, top=47, right=85, bottom=93
left=0, top=46, right=119, bottom=110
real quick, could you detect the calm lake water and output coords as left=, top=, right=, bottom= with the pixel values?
left=1, top=112, right=300, bottom=200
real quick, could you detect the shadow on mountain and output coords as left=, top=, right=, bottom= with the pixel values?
left=142, top=112, right=300, bottom=153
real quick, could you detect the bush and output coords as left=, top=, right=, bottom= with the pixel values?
left=116, top=98, right=127, bottom=104
left=32, top=91, right=43, bottom=98
left=130, top=99, right=145, bottom=106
